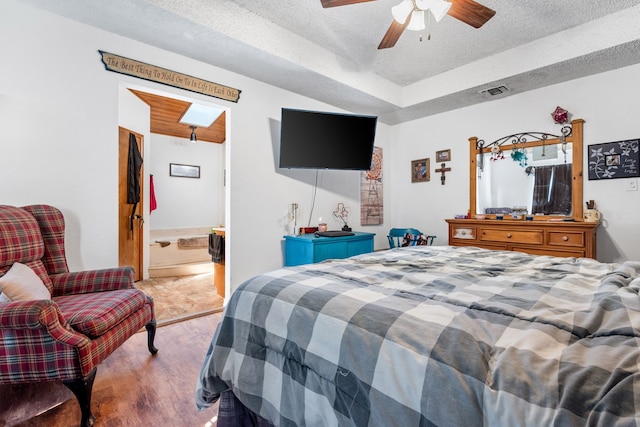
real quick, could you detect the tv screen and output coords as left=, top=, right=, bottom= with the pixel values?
left=279, top=108, right=377, bottom=170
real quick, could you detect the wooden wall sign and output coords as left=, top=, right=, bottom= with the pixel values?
left=99, top=50, right=241, bottom=103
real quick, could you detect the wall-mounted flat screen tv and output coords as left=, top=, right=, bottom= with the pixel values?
left=279, top=108, right=377, bottom=170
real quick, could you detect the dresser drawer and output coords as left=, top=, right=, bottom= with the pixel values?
left=480, top=228, right=543, bottom=245
left=547, top=231, right=585, bottom=247
left=451, top=226, right=476, bottom=240
left=446, top=219, right=597, bottom=259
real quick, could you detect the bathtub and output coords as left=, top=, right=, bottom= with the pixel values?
left=149, top=227, right=215, bottom=278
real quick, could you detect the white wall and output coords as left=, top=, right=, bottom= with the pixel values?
left=227, top=87, right=392, bottom=286
left=148, top=134, right=225, bottom=231
left=391, top=64, right=640, bottom=263
left=1, top=2, right=123, bottom=270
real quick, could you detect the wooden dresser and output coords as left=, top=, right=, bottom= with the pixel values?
left=446, top=219, right=597, bottom=259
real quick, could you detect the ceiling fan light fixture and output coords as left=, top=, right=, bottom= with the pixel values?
left=190, top=125, right=197, bottom=143
left=414, top=0, right=432, bottom=9
left=391, top=0, right=413, bottom=24
left=429, top=0, right=452, bottom=22
left=407, top=9, right=426, bottom=31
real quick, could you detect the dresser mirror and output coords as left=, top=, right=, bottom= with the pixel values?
left=469, top=119, right=584, bottom=221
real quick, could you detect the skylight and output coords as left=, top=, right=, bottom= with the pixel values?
left=179, top=103, right=224, bottom=127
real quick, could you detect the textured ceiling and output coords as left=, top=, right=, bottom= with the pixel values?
left=18, top=0, right=640, bottom=124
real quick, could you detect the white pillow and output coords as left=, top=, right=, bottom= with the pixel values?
left=0, top=262, right=51, bottom=301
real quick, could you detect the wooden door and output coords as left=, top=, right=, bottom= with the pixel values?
left=118, top=127, right=144, bottom=281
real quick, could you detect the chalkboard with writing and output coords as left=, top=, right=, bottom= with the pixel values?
left=588, top=139, right=640, bottom=180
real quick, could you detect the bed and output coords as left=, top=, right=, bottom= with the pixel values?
left=196, top=246, right=640, bottom=426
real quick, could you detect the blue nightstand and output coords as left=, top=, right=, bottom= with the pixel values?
left=284, top=232, right=375, bottom=266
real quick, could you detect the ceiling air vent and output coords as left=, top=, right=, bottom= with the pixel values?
left=480, top=85, right=510, bottom=96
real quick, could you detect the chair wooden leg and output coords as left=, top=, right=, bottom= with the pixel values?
left=62, top=367, right=97, bottom=427
left=145, top=320, right=159, bottom=354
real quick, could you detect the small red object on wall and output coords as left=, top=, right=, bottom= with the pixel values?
left=551, top=106, right=569, bottom=124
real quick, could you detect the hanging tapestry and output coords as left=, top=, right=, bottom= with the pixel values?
left=360, top=146, right=383, bottom=225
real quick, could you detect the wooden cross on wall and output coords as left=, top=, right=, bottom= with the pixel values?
left=435, top=163, right=451, bottom=185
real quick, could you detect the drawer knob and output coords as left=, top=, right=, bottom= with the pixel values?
left=562, top=236, right=569, bottom=241
left=506, top=233, right=512, bottom=238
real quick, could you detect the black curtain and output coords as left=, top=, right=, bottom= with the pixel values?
left=531, top=164, right=572, bottom=215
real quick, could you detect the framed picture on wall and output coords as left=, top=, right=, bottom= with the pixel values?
left=588, top=139, right=640, bottom=180
left=170, top=163, right=200, bottom=178
left=436, top=149, right=451, bottom=162
left=411, top=158, right=430, bottom=183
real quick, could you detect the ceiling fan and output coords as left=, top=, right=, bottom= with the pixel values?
left=320, top=0, right=496, bottom=49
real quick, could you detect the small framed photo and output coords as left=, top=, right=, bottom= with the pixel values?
left=436, top=149, right=451, bottom=162
left=170, top=163, right=200, bottom=178
left=411, top=158, right=430, bottom=183
left=606, top=154, right=621, bottom=166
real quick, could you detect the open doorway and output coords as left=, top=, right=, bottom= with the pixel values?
left=119, top=86, right=228, bottom=324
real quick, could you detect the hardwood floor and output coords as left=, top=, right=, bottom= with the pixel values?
left=1, top=313, right=224, bottom=427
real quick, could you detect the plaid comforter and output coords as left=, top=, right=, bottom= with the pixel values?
left=196, top=246, right=640, bottom=426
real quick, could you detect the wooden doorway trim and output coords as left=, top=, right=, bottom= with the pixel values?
left=118, top=127, right=144, bottom=281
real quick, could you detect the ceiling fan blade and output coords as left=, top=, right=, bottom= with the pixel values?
left=447, top=0, right=496, bottom=28
left=320, top=0, right=375, bottom=8
left=378, top=14, right=410, bottom=49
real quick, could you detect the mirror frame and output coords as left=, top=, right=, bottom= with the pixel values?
left=469, top=118, right=584, bottom=221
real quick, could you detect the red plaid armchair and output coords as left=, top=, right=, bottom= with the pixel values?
left=0, top=204, right=157, bottom=427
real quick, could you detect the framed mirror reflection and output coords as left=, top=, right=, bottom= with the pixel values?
left=469, top=119, right=584, bottom=221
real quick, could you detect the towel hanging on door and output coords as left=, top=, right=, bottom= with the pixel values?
left=209, top=233, right=225, bottom=264
left=149, top=174, right=157, bottom=214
